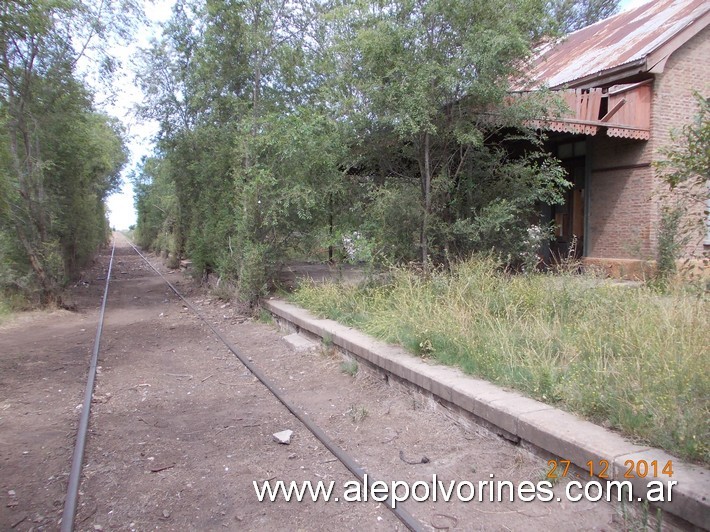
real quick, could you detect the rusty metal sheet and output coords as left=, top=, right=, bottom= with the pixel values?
left=518, top=0, right=709, bottom=90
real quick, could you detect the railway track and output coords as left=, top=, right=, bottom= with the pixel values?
left=60, top=237, right=421, bottom=531
left=18, top=234, right=620, bottom=531
left=61, top=240, right=116, bottom=531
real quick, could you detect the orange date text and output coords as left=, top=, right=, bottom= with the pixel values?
left=546, top=459, right=673, bottom=480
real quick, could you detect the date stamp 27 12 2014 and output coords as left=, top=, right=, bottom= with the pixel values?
left=546, top=459, right=674, bottom=480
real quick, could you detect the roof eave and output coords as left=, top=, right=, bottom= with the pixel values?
left=550, top=58, right=649, bottom=90
left=647, top=8, right=710, bottom=72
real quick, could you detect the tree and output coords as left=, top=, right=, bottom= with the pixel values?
left=547, top=0, right=619, bottom=34
left=133, top=0, right=574, bottom=303
left=327, top=0, right=568, bottom=267
left=0, top=0, right=134, bottom=303
left=135, top=0, right=349, bottom=301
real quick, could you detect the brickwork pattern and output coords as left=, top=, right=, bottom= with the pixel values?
left=587, top=26, right=709, bottom=260
left=651, top=26, right=710, bottom=258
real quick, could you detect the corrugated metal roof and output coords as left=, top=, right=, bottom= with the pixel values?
left=519, top=0, right=709, bottom=90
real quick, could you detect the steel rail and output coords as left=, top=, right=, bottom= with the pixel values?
left=126, top=240, right=424, bottom=532
left=61, top=238, right=116, bottom=532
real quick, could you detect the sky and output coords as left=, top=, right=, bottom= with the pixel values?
left=104, top=0, right=173, bottom=230
left=104, top=0, right=653, bottom=230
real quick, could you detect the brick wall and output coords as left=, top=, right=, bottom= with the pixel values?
left=586, top=152, right=655, bottom=259
left=651, top=25, right=710, bottom=258
left=586, top=26, right=709, bottom=260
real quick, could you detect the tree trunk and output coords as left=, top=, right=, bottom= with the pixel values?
left=247, top=5, right=262, bottom=172
left=3, top=39, right=57, bottom=304
left=328, top=193, right=334, bottom=263
left=15, top=223, right=59, bottom=305
left=419, top=130, right=432, bottom=272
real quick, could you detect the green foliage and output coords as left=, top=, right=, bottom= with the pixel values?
left=131, top=157, right=177, bottom=250
left=0, top=230, right=30, bottom=300
left=657, top=94, right=709, bottom=190
left=293, top=260, right=709, bottom=463
left=257, top=307, right=273, bottom=324
left=347, top=404, right=368, bottom=423
left=655, top=206, right=684, bottom=282
left=0, top=0, right=131, bottom=304
left=328, top=0, right=569, bottom=265
left=547, top=0, right=619, bottom=34
left=654, top=93, right=710, bottom=282
left=134, top=0, right=348, bottom=303
left=133, top=0, right=575, bottom=303
left=361, top=181, right=423, bottom=264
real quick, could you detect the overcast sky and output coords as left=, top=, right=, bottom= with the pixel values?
left=104, top=0, right=653, bottom=230
left=104, top=0, right=172, bottom=230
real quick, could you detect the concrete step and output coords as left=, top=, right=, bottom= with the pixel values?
left=282, top=332, right=318, bottom=353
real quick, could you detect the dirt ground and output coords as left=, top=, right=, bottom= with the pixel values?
left=1, top=235, right=630, bottom=531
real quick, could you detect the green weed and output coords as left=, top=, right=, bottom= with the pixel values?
left=258, top=308, right=273, bottom=324
left=340, top=358, right=359, bottom=377
left=0, top=299, right=11, bottom=324
left=347, top=404, right=369, bottom=423
left=322, top=332, right=334, bottom=347
left=292, top=259, right=709, bottom=463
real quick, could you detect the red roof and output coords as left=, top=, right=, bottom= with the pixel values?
left=518, top=0, right=709, bottom=90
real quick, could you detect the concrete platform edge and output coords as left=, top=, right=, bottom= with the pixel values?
left=263, top=298, right=709, bottom=530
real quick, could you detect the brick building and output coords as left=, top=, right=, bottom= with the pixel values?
left=517, top=0, right=709, bottom=277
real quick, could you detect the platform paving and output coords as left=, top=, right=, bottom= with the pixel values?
left=264, top=298, right=710, bottom=530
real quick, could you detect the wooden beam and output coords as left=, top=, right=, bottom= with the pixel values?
left=600, top=98, right=626, bottom=123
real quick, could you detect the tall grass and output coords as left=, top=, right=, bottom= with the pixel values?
left=0, top=299, right=10, bottom=324
left=292, top=258, right=709, bottom=463
left=0, top=292, right=28, bottom=325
